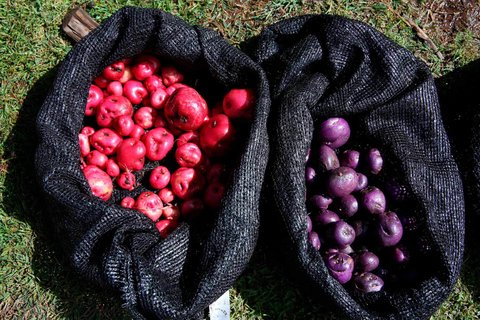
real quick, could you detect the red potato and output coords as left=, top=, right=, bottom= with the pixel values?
left=106, top=158, right=120, bottom=177
left=131, top=60, right=155, bottom=81
left=121, top=197, right=135, bottom=208
left=155, top=219, right=179, bottom=239
left=161, top=205, right=180, bottom=220
left=159, top=187, right=175, bottom=204
left=165, top=83, right=188, bottom=96
left=164, top=87, right=209, bottom=132
left=168, top=122, right=184, bottom=136
left=180, top=197, right=205, bottom=219
left=81, top=126, right=95, bottom=137
left=223, top=88, right=256, bottom=121
left=93, top=74, right=110, bottom=88
left=79, top=133, right=90, bottom=158
left=86, top=84, right=103, bottom=116
left=149, top=166, right=171, bottom=190
left=177, top=131, right=200, bottom=147
left=118, top=66, right=133, bottom=84
left=170, top=167, right=206, bottom=200
left=199, top=114, right=236, bottom=158
left=161, top=65, right=184, bottom=86
left=154, top=112, right=169, bottom=128
left=144, top=75, right=165, bottom=93
left=196, top=153, right=211, bottom=175
left=114, top=115, right=135, bottom=137
left=129, top=125, right=145, bottom=140
left=106, top=80, right=123, bottom=96
left=204, top=182, right=225, bottom=209
left=85, top=150, right=108, bottom=169
left=116, top=138, right=146, bottom=172
left=96, top=95, right=133, bottom=128
left=82, top=165, right=113, bottom=201
left=134, top=106, right=157, bottom=129
left=211, top=101, right=224, bottom=116
left=141, top=127, right=174, bottom=161
left=150, top=89, right=168, bottom=109
left=207, top=162, right=227, bottom=183
left=134, top=54, right=161, bottom=75
left=135, top=191, right=163, bottom=221
left=89, top=128, right=123, bottom=156
left=103, top=61, right=125, bottom=81
left=124, top=80, right=148, bottom=105
left=117, top=171, right=136, bottom=191
left=175, top=142, right=202, bottom=168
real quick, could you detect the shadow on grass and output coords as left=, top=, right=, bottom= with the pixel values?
left=436, top=58, right=480, bottom=303
left=4, top=65, right=130, bottom=319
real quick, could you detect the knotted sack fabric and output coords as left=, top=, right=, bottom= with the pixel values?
left=248, top=15, right=465, bottom=319
left=35, top=7, right=270, bottom=319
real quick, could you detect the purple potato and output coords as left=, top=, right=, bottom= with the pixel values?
left=323, top=252, right=354, bottom=284
left=384, top=178, right=408, bottom=203
left=388, top=244, right=410, bottom=264
left=317, top=118, right=351, bottom=149
left=316, top=145, right=340, bottom=172
left=365, top=148, right=383, bottom=174
left=309, top=231, right=321, bottom=250
left=352, top=272, right=384, bottom=293
left=326, top=220, right=356, bottom=249
left=306, top=215, right=313, bottom=233
left=311, top=209, right=340, bottom=227
left=309, top=194, right=333, bottom=210
left=306, top=148, right=311, bottom=164
left=354, top=173, right=368, bottom=191
left=375, top=211, right=403, bottom=246
left=305, top=166, right=317, bottom=185
left=340, top=149, right=360, bottom=169
left=354, top=251, right=380, bottom=272
left=325, top=166, right=359, bottom=198
left=359, top=186, right=386, bottom=214
left=350, top=220, right=370, bottom=242
left=331, top=194, right=358, bottom=218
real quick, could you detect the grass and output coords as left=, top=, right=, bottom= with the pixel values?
left=1, top=0, right=479, bottom=319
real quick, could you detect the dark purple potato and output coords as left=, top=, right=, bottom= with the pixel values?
left=326, top=220, right=356, bottom=248
left=354, top=251, right=380, bottom=272
left=331, top=194, right=358, bottom=218
left=397, top=213, right=420, bottom=232
left=338, top=245, right=354, bottom=255
left=352, top=272, right=384, bottom=293
left=375, top=211, right=403, bottom=246
left=323, top=252, right=354, bottom=284
left=317, top=117, right=351, bottom=149
left=340, top=150, right=360, bottom=169
left=350, top=220, right=370, bottom=242
left=309, top=194, right=333, bottom=210
left=354, top=173, right=368, bottom=191
left=325, top=166, right=359, bottom=198
left=359, top=186, right=386, bottom=214
left=306, top=215, right=313, bottom=233
left=388, top=244, right=410, bottom=264
left=305, top=166, right=317, bottom=185
left=311, top=209, right=340, bottom=227
left=316, top=145, right=340, bottom=172
left=384, top=178, right=408, bottom=203
left=365, top=148, right=383, bottom=174
left=309, top=231, right=321, bottom=250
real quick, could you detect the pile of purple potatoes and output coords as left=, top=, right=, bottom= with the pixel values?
left=305, top=118, right=428, bottom=293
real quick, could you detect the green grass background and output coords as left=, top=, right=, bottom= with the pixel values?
left=1, top=0, right=480, bottom=319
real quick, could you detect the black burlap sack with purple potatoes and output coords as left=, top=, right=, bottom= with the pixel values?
left=35, top=7, right=270, bottom=320
left=248, top=15, right=464, bottom=319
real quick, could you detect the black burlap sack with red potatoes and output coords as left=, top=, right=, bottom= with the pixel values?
left=248, top=15, right=464, bottom=319
left=35, top=7, right=270, bottom=320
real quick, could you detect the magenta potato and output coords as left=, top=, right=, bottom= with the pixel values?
left=352, top=272, right=384, bottom=293
left=305, top=166, right=317, bottom=185
left=316, top=145, right=340, bottom=172
left=325, top=220, right=356, bottom=249
left=340, top=149, right=360, bottom=169
left=375, top=211, right=403, bottom=247
left=311, top=209, right=340, bottom=227
left=388, top=245, right=410, bottom=264
left=325, top=166, right=359, bottom=198
left=354, top=251, right=380, bottom=272
left=354, top=173, right=368, bottom=192
left=309, top=193, right=333, bottom=210
left=316, top=117, right=351, bottom=149
left=323, top=252, right=354, bottom=284
left=365, top=148, right=383, bottom=175
left=330, top=194, right=358, bottom=218
left=359, top=186, right=386, bottom=214
left=309, top=231, right=321, bottom=251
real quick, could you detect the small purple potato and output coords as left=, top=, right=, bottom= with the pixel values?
left=305, top=166, right=317, bottom=185
left=375, top=211, right=403, bottom=246
left=311, top=209, right=339, bottom=227
left=317, top=118, right=351, bottom=149
left=316, top=145, right=340, bottom=172
left=352, top=272, right=384, bottom=293
left=384, top=178, right=408, bottom=203
left=365, top=148, right=383, bottom=174
left=388, top=244, right=410, bottom=264
left=324, top=245, right=353, bottom=255
left=309, top=231, right=321, bottom=250
left=354, top=251, right=380, bottom=272
left=323, top=252, right=354, bottom=284
left=325, top=167, right=359, bottom=198
left=326, top=220, right=356, bottom=249
left=306, top=215, right=313, bottom=233
left=350, top=220, right=370, bottom=242
left=340, top=150, right=360, bottom=169
left=331, top=194, right=358, bottom=218
left=309, top=194, right=333, bottom=210
left=359, top=186, right=386, bottom=214
left=354, top=173, right=368, bottom=192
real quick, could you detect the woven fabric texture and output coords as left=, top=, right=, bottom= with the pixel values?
left=35, top=7, right=270, bottom=319
left=248, top=15, right=465, bottom=320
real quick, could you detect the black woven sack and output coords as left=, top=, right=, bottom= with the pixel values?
left=248, top=15, right=465, bottom=319
left=35, top=7, right=270, bottom=319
